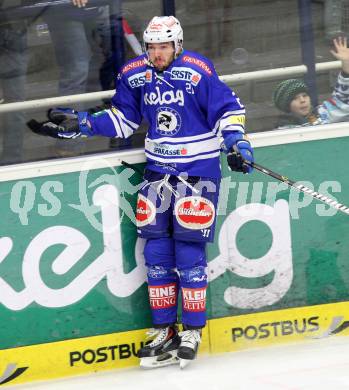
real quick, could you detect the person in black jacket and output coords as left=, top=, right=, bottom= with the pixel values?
left=43, top=0, right=111, bottom=156
left=0, top=0, right=28, bottom=164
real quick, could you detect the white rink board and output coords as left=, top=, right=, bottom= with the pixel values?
left=14, top=337, right=349, bottom=390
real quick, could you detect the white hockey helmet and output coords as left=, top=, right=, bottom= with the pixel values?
left=143, top=16, right=183, bottom=57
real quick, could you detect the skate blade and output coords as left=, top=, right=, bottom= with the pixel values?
left=179, top=358, right=192, bottom=369
left=140, top=351, right=179, bottom=369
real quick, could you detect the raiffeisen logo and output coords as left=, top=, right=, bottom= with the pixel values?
left=0, top=363, right=28, bottom=385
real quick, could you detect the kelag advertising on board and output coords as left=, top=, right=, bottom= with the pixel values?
left=1, top=135, right=349, bottom=351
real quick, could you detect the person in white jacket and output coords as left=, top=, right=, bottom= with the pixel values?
left=273, top=37, right=349, bottom=128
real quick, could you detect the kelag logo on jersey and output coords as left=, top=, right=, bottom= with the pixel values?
left=170, top=67, right=202, bottom=86
left=175, top=196, right=215, bottom=229
left=144, top=87, right=184, bottom=106
left=156, top=107, right=181, bottom=135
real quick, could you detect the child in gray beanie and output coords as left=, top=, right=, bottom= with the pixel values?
left=273, top=37, right=349, bottom=129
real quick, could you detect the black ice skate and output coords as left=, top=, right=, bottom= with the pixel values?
left=177, top=329, right=201, bottom=369
left=138, top=326, right=181, bottom=369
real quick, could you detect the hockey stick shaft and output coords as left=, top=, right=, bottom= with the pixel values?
left=245, top=161, right=349, bottom=216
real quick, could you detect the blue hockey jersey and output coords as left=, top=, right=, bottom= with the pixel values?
left=89, top=50, right=245, bottom=178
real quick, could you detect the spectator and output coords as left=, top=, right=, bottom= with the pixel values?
left=0, top=0, right=28, bottom=164
left=43, top=0, right=111, bottom=156
left=273, top=36, right=349, bottom=129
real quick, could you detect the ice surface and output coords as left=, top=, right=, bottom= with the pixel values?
left=14, top=337, right=349, bottom=390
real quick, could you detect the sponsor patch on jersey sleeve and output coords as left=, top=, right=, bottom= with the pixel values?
left=181, top=56, right=213, bottom=76
left=121, top=58, right=147, bottom=75
left=174, top=196, right=215, bottom=229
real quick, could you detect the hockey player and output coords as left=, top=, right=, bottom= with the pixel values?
left=28, top=16, right=254, bottom=368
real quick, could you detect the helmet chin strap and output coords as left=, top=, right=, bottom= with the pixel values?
left=174, top=46, right=184, bottom=59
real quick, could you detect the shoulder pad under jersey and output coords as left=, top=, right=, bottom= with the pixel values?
left=180, top=51, right=215, bottom=76
left=118, top=55, right=148, bottom=79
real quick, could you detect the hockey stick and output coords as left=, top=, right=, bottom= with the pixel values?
left=243, top=160, right=349, bottom=215
left=121, top=160, right=144, bottom=176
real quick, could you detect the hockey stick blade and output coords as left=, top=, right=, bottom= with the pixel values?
left=244, top=160, right=349, bottom=216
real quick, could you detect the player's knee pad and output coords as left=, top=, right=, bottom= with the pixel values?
left=178, top=265, right=207, bottom=286
left=144, top=237, right=175, bottom=268
left=147, top=265, right=177, bottom=282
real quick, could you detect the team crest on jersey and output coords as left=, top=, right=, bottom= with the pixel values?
left=136, top=194, right=156, bottom=227
left=175, top=196, right=215, bottom=229
left=156, top=107, right=181, bottom=136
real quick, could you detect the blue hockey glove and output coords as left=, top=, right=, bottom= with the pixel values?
left=223, top=132, right=254, bottom=174
left=27, top=108, right=93, bottom=139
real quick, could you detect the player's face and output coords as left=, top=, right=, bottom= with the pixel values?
left=147, top=42, right=175, bottom=71
left=289, top=92, right=312, bottom=117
